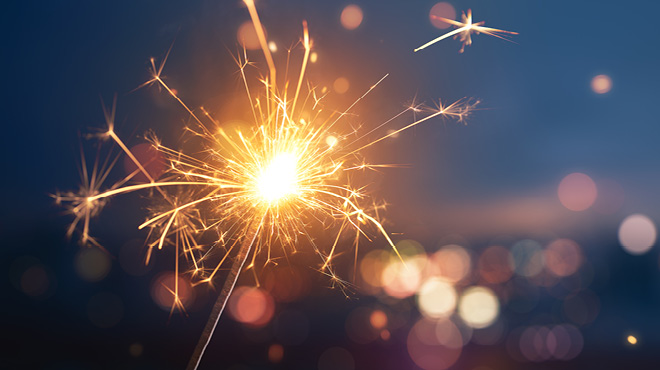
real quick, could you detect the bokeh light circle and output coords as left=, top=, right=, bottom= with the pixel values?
left=20, top=265, right=50, bottom=297
left=458, top=286, right=499, bottom=329
left=619, top=214, right=656, bottom=255
left=333, top=77, right=350, bottom=94
left=359, top=249, right=390, bottom=289
left=428, top=244, right=471, bottom=283
left=591, top=74, right=612, bottom=94
left=407, top=318, right=462, bottom=370
left=519, top=326, right=542, bottom=361
left=511, top=239, right=544, bottom=278
left=370, top=309, right=388, bottom=330
left=429, top=3, right=456, bottom=29
left=478, top=245, right=514, bottom=284
left=340, top=5, right=363, bottom=30
left=382, top=253, right=426, bottom=299
left=11, top=257, right=56, bottom=300
left=228, top=286, right=275, bottom=327
left=268, top=343, right=284, bottom=363
left=17, top=262, right=53, bottom=299
left=417, top=277, right=457, bottom=319
left=517, top=324, right=584, bottom=361
left=558, top=173, right=597, bottom=211
left=237, top=21, right=262, bottom=50
left=560, top=324, right=584, bottom=360
left=544, top=239, right=583, bottom=277
left=75, top=248, right=111, bottom=282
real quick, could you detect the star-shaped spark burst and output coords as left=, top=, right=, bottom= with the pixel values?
left=54, top=2, right=515, bottom=369
left=415, top=9, right=518, bottom=53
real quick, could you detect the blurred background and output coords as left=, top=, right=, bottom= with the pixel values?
left=3, top=0, right=660, bottom=369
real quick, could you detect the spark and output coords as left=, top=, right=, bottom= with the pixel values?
left=60, top=20, right=474, bottom=292
left=57, top=2, right=480, bottom=369
left=415, top=9, right=518, bottom=53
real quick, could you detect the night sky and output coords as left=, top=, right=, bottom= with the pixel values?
left=3, top=1, right=660, bottom=369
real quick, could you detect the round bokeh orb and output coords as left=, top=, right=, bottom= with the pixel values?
left=619, top=214, right=656, bottom=255
left=558, top=173, right=597, bottom=211
left=340, top=5, right=363, bottom=30
left=429, top=3, right=456, bottom=29
left=458, top=286, right=499, bottom=329
left=591, top=74, right=612, bottom=94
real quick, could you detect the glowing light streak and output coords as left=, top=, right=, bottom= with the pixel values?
left=415, top=9, right=517, bottom=53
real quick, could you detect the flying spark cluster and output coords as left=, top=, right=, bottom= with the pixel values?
left=56, top=1, right=478, bottom=312
left=415, top=9, right=518, bottom=53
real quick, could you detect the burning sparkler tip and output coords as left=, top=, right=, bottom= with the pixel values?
left=58, top=4, right=500, bottom=369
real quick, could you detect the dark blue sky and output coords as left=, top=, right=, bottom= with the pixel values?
left=3, top=1, right=660, bottom=369
left=4, top=0, right=660, bottom=226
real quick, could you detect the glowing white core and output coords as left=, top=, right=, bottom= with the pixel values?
left=257, top=153, right=299, bottom=203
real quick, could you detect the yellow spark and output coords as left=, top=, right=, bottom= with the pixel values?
left=256, top=152, right=300, bottom=203
left=60, top=5, right=476, bottom=300
left=58, top=3, right=481, bottom=369
left=415, top=9, right=518, bottom=53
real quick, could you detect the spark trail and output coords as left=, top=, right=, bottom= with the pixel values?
left=415, top=9, right=517, bottom=53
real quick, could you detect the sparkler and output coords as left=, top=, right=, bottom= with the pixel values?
left=57, top=1, right=480, bottom=369
left=415, top=9, right=518, bottom=53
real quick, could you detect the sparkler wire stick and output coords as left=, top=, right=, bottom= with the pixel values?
left=186, top=221, right=261, bottom=370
